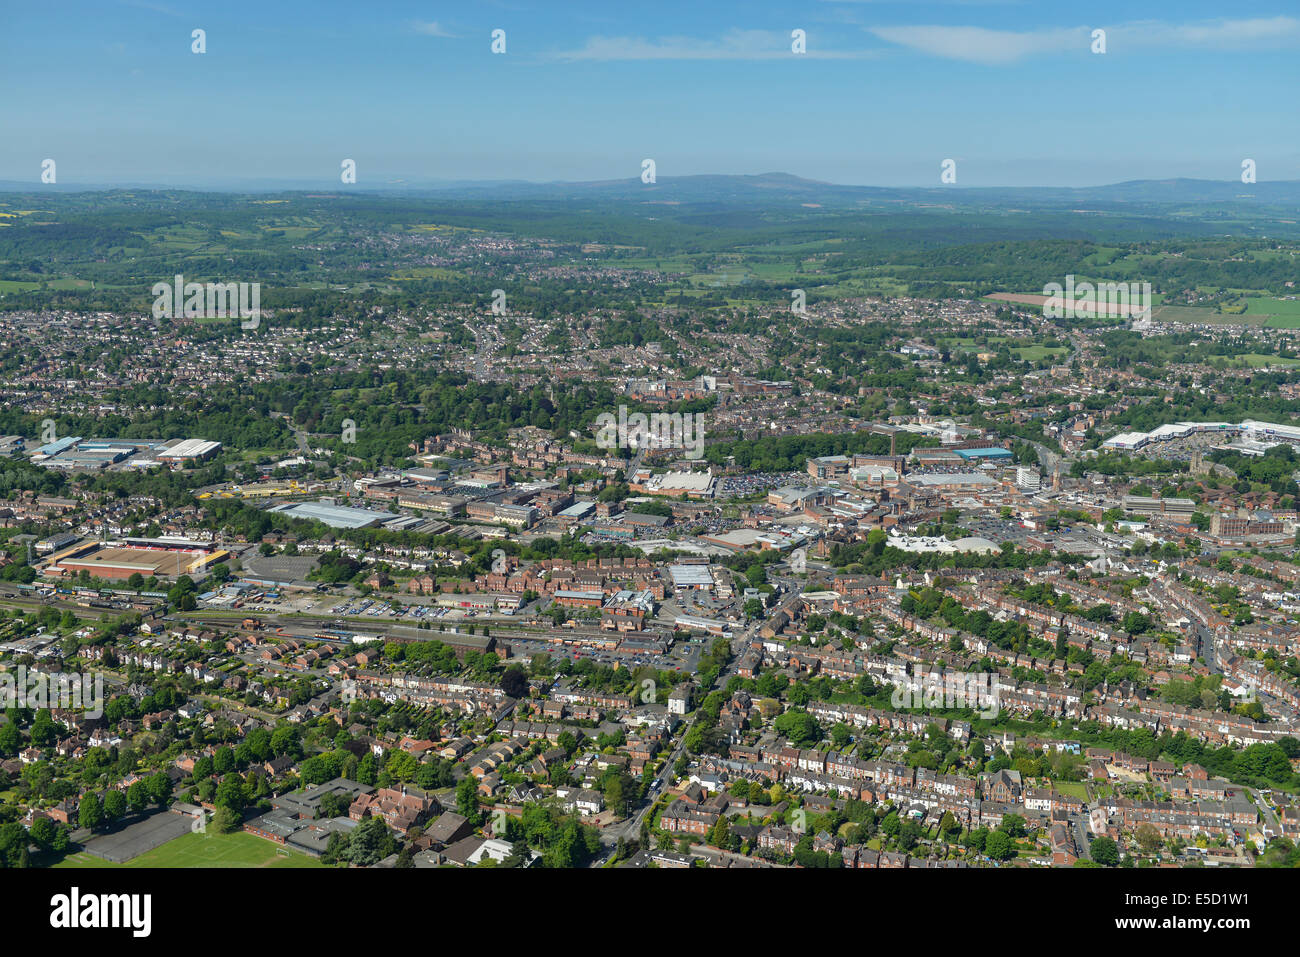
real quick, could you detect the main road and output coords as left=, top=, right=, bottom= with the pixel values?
left=593, top=576, right=805, bottom=863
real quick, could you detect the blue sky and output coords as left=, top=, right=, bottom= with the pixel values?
left=2, top=0, right=1298, bottom=187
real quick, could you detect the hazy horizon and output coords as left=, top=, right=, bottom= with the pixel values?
left=4, top=0, right=1298, bottom=189
left=0, top=171, right=1291, bottom=194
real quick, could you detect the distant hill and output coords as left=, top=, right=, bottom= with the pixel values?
left=2, top=173, right=1296, bottom=208
left=389, top=173, right=1300, bottom=209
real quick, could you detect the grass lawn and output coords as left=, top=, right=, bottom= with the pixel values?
left=1052, top=781, right=1089, bottom=800
left=1234, top=353, right=1300, bottom=367
left=52, top=830, right=323, bottom=869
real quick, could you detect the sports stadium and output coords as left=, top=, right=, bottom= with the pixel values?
left=40, top=537, right=228, bottom=581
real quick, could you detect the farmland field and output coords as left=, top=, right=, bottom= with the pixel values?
left=1233, top=353, right=1300, bottom=368
left=1244, top=296, right=1300, bottom=317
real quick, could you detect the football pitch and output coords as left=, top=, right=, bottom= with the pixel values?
left=53, top=830, right=324, bottom=869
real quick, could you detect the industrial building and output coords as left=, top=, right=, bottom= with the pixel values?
left=631, top=469, right=716, bottom=499
left=668, top=564, right=715, bottom=591
left=1122, top=495, right=1196, bottom=517
left=954, top=446, right=1013, bottom=462
left=25, top=435, right=220, bottom=471
left=268, top=501, right=398, bottom=529
left=158, top=439, right=222, bottom=464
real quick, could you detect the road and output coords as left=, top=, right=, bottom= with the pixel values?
left=1071, top=811, right=1092, bottom=861
left=594, top=578, right=804, bottom=863
left=1251, top=788, right=1281, bottom=841
left=471, top=325, right=500, bottom=381
left=624, top=445, right=646, bottom=483
left=1028, top=439, right=1064, bottom=481
left=287, top=422, right=311, bottom=455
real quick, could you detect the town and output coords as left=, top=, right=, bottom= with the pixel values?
left=0, top=271, right=1298, bottom=872
left=1, top=7, right=1296, bottom=915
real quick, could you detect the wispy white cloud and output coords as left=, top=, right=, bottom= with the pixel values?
left=1113, top=16, right=1300, bottom=49
left=868, top=17, right=1300, bottom=64
left=550, top=28, right=877, bottom=61
left=868, top=24, right=1081, bottom=64
left=411, top=21, right=459, bottom=39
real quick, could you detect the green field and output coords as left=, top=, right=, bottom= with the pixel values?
left=1052, top=781, right=1090, bottom=800
left=53, top=829, right=323, bottom=869
left=1160, top=295, right=1300, bottom=327
left=1145, top=304, right=1227, bottom=323
left=1244, top=296, right=1300, bottom=317
left=1235, top=353, right=1300, bottom=368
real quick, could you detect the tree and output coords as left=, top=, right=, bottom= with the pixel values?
left=1000, top=814, right=1026, bottom=838
left=215, top=774, right=247, bottom=812
left=1135, top=824, right=1162, bottom=855
left=29, top=710, right=58, bottom=748
left=212, top=805, right=242, bottom=833
left=456, top=775, right=481, bottom=824
left=708, top=815, right=731, bottom=849
left=772, top=710, right=820, bottom=747
left=415, top=759, right=454, bottom=791
left=213, top=746, right=236, bottom=775
left=270, top=724, right=303, bottom=759
left=985, top=829, right=1013, bottom=861
left=938, top=811, right=960, bottom=838
left=126, top=780, right=149, bottom=812
left=500, top=665, right=529, bottom=699
left=318, top=791, right=349, bottom=819
left=78, top=794, right=104, bottom=831
left=349, top=815, right=396, bottom=866
left=29, top=817, right=55, bottom=848
left=356, top=752, right=378, bottom=786
left=103, top=789, right=127, bottom=823
left=0, top=823, right=29, bottom=868
left=0, top=721, right=21, bottom=757
left=146, top=771, right=173, bottom=807
left=830, top=723, right=852, bottom=750
left=385, top=749, right=417, bottom=782
left=1090, top=835, right=1119, bottom=866
left=1122, top=612, right=1152, bottom=635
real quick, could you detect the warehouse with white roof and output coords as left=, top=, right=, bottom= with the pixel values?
left=159, top=439, right=222, bottom=463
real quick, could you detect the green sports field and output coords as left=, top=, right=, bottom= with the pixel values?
left=52, top=830, right=324, bottom=869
